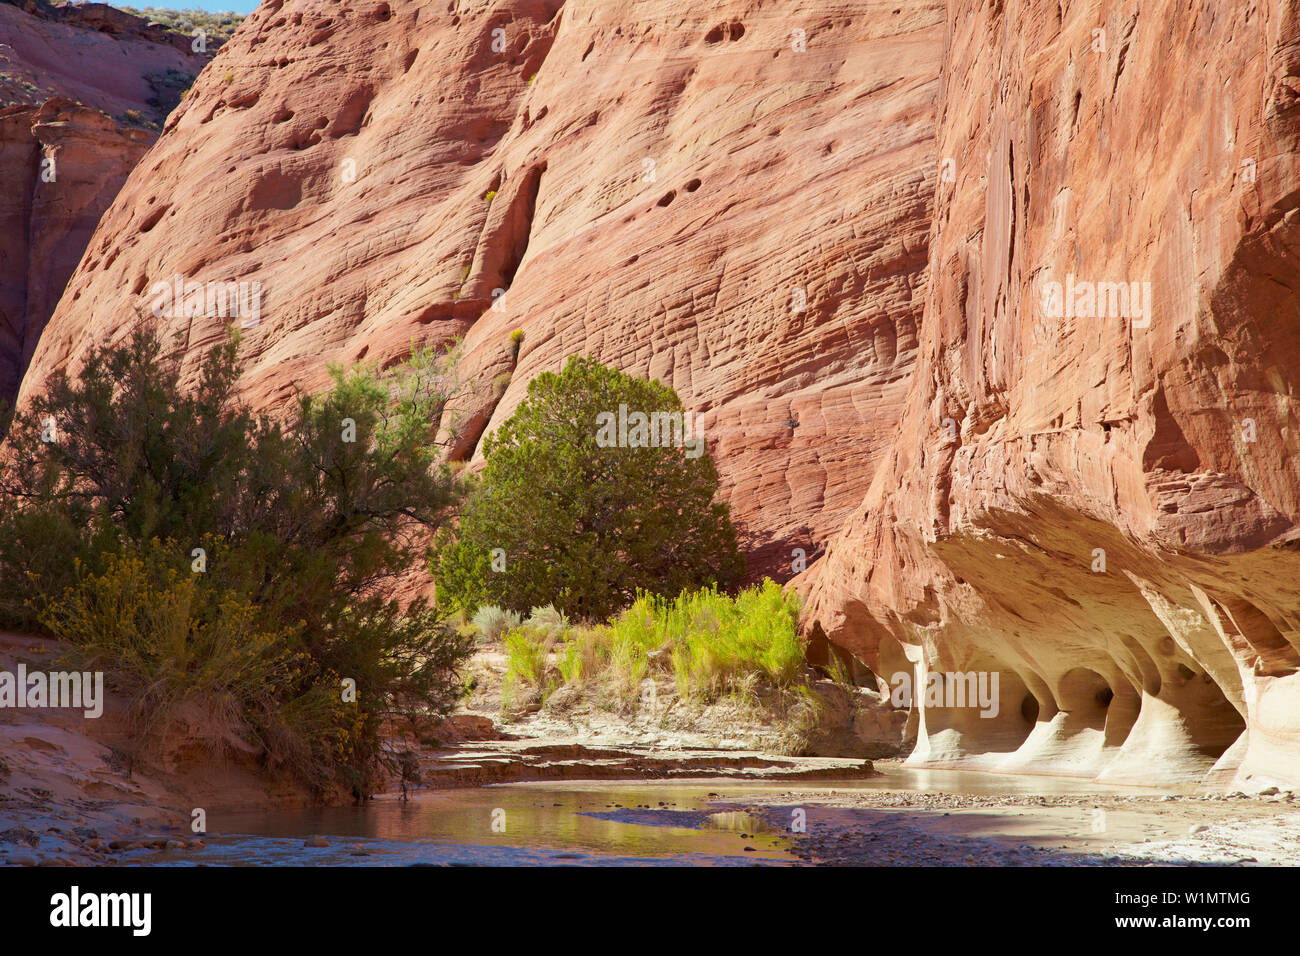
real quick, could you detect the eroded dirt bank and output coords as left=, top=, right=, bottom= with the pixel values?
left=0, top=632, right=319, bottom=865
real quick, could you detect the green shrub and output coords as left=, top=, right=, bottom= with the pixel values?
left=0, top=325, right=473, bottom=796
left=470, top=604, right=521, bottom=642
left=40, top=545, right=350, bottom=786
left=118, top=6, right=246, bottom=51
left=660, top=580, right=805, bottom=698
left=557, top=637, right=586, bottom=684
left=505, top=580, right=807, bottom=706
left=503, top=626, right=553, bottom=686
left=432, top=355, right=744, bottom=620
left=525, top=604, right=569, bottom=637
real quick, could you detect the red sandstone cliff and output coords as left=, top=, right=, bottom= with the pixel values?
left=19, top=0, right=943, bottom=576
left=802, top=0, right=1300, bottom=792
left=0, top=0, right=207, bottom=402
left=15, top=0, right=1300, bottom=791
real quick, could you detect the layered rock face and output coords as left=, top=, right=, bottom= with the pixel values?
left=16, top=0, right=1300, bottom=791
left=0, top=100, right=151, bottom=402
left=19, top=0, right=944, bottom=575
left=0, top=0, right=207, bottom=403
left=0, top=0, right=199, bottom=114
left=803, top=0, right=1300, bottom=791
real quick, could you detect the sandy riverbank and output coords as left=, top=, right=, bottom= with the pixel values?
left=717, top=774, right=1300, bottom=865
left=6, top=629, right=1298, bottom=868
left=0, top=632, right=319, bottom=865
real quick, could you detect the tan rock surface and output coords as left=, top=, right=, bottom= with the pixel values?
left=0, top=0, right=202, bottom=117
left=20, top=0, right=944, bottom=579
left=0, top=99, right=151, bottom=401
left=0, top=0, right=208, bottom=402
left=15, top=0, right=1300, bottom=792
left=0, top=632, right=322, bottom=866
left=801, top=0, right=1300, bottom=792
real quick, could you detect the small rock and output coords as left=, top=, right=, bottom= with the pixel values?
left=0, top=827, right=41, bottom=848
left=304, top=836, right=329, bottom=848
left=1188, top=824, right=1209, bottom=835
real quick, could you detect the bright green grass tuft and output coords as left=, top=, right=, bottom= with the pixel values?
left=502, top=581, right=807, bottom=704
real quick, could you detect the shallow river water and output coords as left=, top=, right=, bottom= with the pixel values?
left=119, top=766, right=1176, bottom=866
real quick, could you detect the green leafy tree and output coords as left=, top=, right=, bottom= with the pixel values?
left=0, top=325, right=472, bottom=796
left=433, top=355, right=744, bottom=621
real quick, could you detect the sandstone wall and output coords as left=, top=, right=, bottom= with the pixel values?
left=803, top=0, right=1300, bottom=791
left=0, top=0, right=208, bottom=404
left=0, top=100, right=151, bottom=402
left=16, top=0, right=1300, bottom=790
left=20, top=0, right=944, bottom=577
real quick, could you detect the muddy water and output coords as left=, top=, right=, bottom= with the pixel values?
left=122, top=766, right=1174, bottom=866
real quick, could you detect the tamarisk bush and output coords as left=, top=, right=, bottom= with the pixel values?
left=0, top=324, right=473, bottom=796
